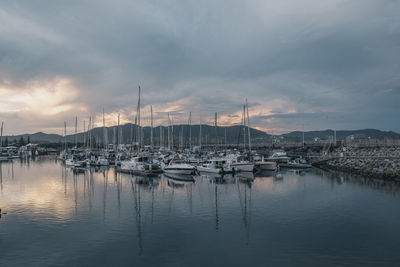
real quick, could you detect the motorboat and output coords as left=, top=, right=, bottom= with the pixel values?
left=164, top=160, right=196, bottom=175
left=65, top=157, right=75, bottom=167
left=254, top=161, right=277, bottom=171
left=96, top=156, right=109, bottom=166
left=267, top=150, right=290, bottom=164
left=197, top=158, right=226, bottom=174
left=282, top=158, right=312, bottom=169
left=231, top=161, right=254, bottom=172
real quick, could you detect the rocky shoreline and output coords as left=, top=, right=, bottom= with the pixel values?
left=312, top=146, right=400, bottom=182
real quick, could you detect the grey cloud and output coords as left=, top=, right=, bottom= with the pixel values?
left=0, top=0, right=400, bottom=134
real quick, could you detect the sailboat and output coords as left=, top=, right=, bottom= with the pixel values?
left=230, top=100, right=254, bottom=172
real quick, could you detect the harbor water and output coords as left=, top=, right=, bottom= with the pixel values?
left=1, top=157, right=400, bottom=266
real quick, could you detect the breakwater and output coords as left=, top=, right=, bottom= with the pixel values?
left=313, top=146, right=400, bottom=181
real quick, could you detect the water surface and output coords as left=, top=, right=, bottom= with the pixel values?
left=1, top=157, right=399, bottom=266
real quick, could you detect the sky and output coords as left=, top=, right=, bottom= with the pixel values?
left=0, top=0, right=399, bottom=135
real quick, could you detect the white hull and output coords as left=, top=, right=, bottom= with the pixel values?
left=96, top=159, right=109, bottom=166
left=232, top=163, right=254, bottom=172
left=120, top=161, right=145, bottom=171
left=65, top=159, right=75, bottom=167
left=255, top=161, right=277, bottom=171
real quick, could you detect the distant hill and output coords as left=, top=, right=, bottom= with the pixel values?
left=1, top=126, right=398, bottom=146
left=1, top=124, right=269, bottom=146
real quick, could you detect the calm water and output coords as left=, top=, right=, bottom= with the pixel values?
left=1, top=157, right=400, bottom=267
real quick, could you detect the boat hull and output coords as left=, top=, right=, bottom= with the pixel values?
left=232, top=163, right=254, bottom=172
left=255, top=161, right=277, bottom=171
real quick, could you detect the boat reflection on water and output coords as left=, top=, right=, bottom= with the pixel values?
left=255, top=170, right=276, bottom=178
left=164, top=173, right=195, bottom=183
left=237, top=172, right=255, bottom=186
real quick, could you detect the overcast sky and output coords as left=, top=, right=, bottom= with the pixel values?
left=0, top=0, right=399, bottom=135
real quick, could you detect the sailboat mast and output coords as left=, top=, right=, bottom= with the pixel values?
left=88, top=116, right=91, bottom=149
left=167, top=113, right=171, bottom=150
left=188, top=112, right=192, bottom=149
left=137, top=85, right=141, bottom=150
left=83, top=120, right=86, bottom=147
left=64, top=121, right=67, bottom=151
left=225, top=128, right=227, bottom=147
left=0, top=121, right=3, bottom=147
left=243, top=105, right=246, bottom=152
left=246, top=99, right=251, bottom=152
left=171, top=115, right=174, bottom=150
left=103, top=109, right=107, bottom=150
left=150, top=105, right=153, bottom=148
left=199, top=115, right=202, bottom=147
left=214, top=112, right=219, bottom=148
left=117, top=113, right=120, bottom=147
left=74, top=116, right=77, bottom=148
left=91, top=116, right=95, bottom=149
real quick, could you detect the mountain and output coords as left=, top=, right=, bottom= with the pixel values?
left=1, top=124, right=269, bottom=145
left=1, top=126, right=398, bottom=146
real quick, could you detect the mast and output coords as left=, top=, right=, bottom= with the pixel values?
left=243, top=105, right=246, bottom=152
left=83, top=120, right=86, bottom=147
left=91, top=116, right=95, bottom=149
left=214, top=112, right=219, bottom=148
left=160, top=124, right=163, bottom=148
left=334, top=129, right=336, bottom=146
left=74, top=116, right=78, bottom=148
left=117, top=113, right=120, bottom=147
left=246, top=99, right=251, bottom=152
left=137, top=85, right=141, bottom=151
left=103, top=109, right=107, bottom=150
left=188, top=112, right=192, bottom=149
left=225, top=128, right=227, bottom=147
left=0, top=121, right=3, bottom=147
left=150, top=105, right=153, bottom=148
left=88, top=116, right=91, bottom=149
left=113, top=127, right=116, bottom=149
left=180, top=126, right=183, bottom=149
left=199, top=115, right=202, bottom=147
left=171, top=115, right=174, bottom=150
left=64, top=121, right=67, bottom=151
left=167, top=113, right=171, bottom=150
left=302, top=123, right=305, bottom=148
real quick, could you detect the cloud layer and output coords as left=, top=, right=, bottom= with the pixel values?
left=1, top=0, right=399, bottom=135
